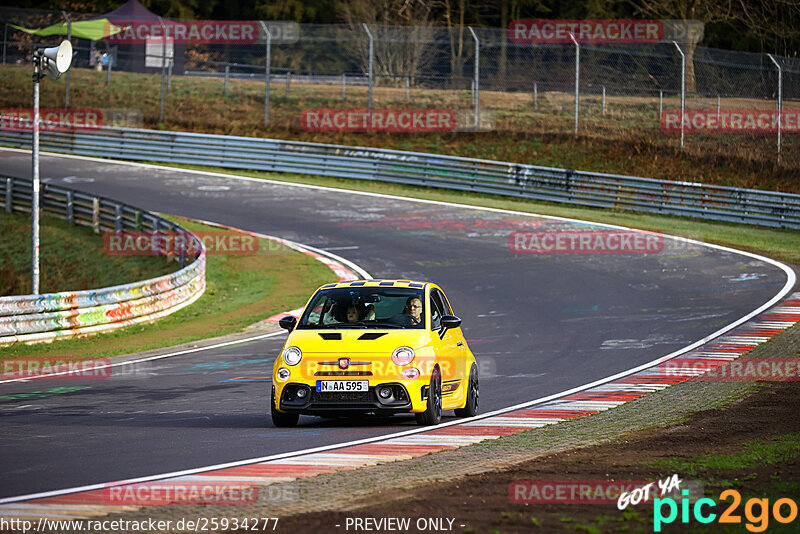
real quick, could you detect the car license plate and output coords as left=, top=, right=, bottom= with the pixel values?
left=316, top=380, right=368, bottom=392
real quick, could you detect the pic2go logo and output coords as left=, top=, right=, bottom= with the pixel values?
left=654, top=489, right=798, bottom=532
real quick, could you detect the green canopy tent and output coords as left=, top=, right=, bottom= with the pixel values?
left=10, top=19, right=125, bottom=41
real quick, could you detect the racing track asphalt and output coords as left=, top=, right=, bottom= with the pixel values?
left=0, top=148, right=793, bottom=499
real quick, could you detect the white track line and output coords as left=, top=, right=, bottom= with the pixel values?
left=0, top=147, right=795, bottom=505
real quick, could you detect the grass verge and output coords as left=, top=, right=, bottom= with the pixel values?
left=0, top=217, right=337, bottom=361
left=0, top=210, right=174, bottom=296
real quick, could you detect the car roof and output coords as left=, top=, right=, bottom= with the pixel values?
left=317, top=279, right=430, bottom=291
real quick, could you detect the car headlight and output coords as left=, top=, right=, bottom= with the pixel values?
left=391, top=346, right=415, bottom=366
left=282, top=346, right=302, bottom=366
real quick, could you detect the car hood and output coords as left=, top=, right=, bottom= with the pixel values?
left=286, top=328, right=430, bottom=354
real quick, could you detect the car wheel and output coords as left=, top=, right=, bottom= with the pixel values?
left=454, top=363, right=479, bottom=417
left=271, top=386, right=299, bottom=427
left=416, top=369, right=442, bottom=426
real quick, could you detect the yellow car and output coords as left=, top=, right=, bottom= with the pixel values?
left=271, top=279, right=479, bottom=427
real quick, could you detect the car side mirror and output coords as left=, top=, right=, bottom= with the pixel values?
left=441, top=315, right=462, bottom=329
left=279, top=316, right=297, bottom=331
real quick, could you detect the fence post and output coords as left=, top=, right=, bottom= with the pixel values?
left=224, top=65, right=230, bottom=96
left=158, top=17, right=167, bottom=123
left=342, top=73, right=346, bottom=102
left=285, top=69, right=291, bottom=98
left=405, top=75, right=410, bottom=102
left=62, top=11, right=71, bottom=109
left=106, top=52, right=112, bottom=85
left=716, top=94, right=720, bottom=123
left=602, top=86, right=606, bottom=116
left=362, top=23, right=374, bottom=111
left=659, top=90, right=663, bottom=117
left=767, top=54, right=783, bottom=156
left=168, top=58, right=173, bottom=89
left=259, top=22, right=271, bottom=127
left=534, top=81, right=538, bottom=111
left=569, top=32, right=579, bottom=137
left=468, top=26, right=479, bottom=129
left=3, top=22, right=8, bottom=64
left=5, top=178, right=11, bottom=213
left=673, top=41, right=685, bottom=149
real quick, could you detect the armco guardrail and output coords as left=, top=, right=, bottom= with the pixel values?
left=0, top=127, right=798, bottom=229
left=0, top=175, right=205, bottom=346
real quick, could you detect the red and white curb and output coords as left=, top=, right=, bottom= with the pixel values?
left=1, top=292, right=797, bottom=520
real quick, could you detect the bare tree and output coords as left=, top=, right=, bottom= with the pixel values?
left=338, top=0, right=437, bottom=86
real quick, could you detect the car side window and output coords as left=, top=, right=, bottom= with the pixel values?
left=430, top=289, right=448, bottom=331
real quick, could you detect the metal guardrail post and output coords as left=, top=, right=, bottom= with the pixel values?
left=115, top=204, right=123, bottom=231
left=767, top=54, right=783, bottom=156
left=341, top=73, right=346, bottom=102
left=224, top=65, right=230, bottom=96
left=5, top=178, right=11, bottom=213
left=362, top=23, right=374, bottom=111
left=259, top=22, right=271, bottom=128
left=468, top=26, right=479, bottom=129
left=673, top=41, right=685, bottom=149
left=66, top=191, right=73, bottom=224
left=92, top=197, right=100, bottom=234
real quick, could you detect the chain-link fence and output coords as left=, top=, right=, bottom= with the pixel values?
left=1, top=6, right=797, bottom=168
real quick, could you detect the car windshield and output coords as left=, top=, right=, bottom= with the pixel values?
left=297, top=286, right=425, bottom=329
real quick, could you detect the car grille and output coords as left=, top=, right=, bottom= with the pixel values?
left=311, top=390, right=372, bottom=403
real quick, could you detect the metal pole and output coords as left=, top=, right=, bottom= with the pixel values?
left=659, top=90, right=663, bottom=117
left=569, top=33, right=579, bottom=137
left=285, top=69, right=291, bottom=98
left=62, top=12, right=71, bottom=108
left=362, top=23, right=373, bottom=111
left=106, top=49, right=112, bottom=85
left=405, top=75, right=410, bottom=102
left=602, top=86, right=606, bottom=116
left=3, top=22, right=8, bottom=65
left=342, top=73, right=346, bottom=102
left=534, top=81, right=538, bottom=111
left=468, top=26, right=479, bottom=129
left=259, top=22, right=271, bottom=127
left=31, top=59, right=41, bottom=294
left=673, top=41, right=685, bottom=149
left=716, top=94, right=720, bottom=123
left=767, top=54, right=782, bottom=155
left=167, top=58, right=173, bottom=89
left=158, top=17, right=167, bottom=123
left=224, top=65, right=229, bottom=96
